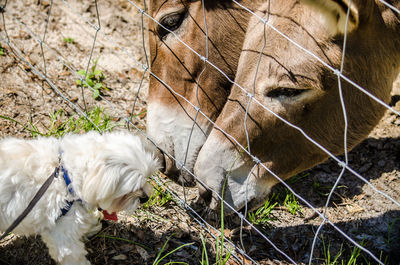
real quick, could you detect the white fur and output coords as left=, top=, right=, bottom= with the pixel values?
left=0, top=131, right=159, bottom=265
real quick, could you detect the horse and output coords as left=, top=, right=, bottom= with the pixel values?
left=147, top=0, right=262, bottom=185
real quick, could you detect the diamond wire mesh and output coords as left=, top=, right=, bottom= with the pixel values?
left=0, top=0, right=399, bottom=264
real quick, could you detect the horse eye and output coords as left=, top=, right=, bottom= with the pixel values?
left=266, top=87, right=309, bottom=98
left=158, top=12, right=185, bottom=39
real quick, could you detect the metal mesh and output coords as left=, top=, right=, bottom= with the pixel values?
left=0, top=0, right=399, bottom=264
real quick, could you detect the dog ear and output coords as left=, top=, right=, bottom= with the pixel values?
left=81, top=152, right=159, bottom=210
left=81, top=160, right=136, bottom=208
left=300, top=0, right=359, bottom=35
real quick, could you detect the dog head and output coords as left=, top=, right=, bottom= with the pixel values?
left=79, top=132, right=160, bottom=213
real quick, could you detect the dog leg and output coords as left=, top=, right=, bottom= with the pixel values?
left=41, top=204, right=102, bottom=265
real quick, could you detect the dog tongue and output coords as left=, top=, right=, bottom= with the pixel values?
left=103, top=210, right=118, bottom=221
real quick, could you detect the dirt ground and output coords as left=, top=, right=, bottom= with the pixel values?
left=0, top=1, right=399, bottom=264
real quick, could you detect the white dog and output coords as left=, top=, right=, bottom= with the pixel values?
left=0, top=131, right=159, bottom=265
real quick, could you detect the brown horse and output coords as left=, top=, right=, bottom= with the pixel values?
left=147, top=0, right=261, bottom=184
left=148, top=0, right=400, bottom=212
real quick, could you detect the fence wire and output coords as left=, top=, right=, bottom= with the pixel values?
left=0, top=0, right=399, bottom=264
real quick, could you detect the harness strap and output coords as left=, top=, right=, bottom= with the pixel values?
left=0, top=166, right=60, bottom=241
left=57, top=166, right=78, bottom=219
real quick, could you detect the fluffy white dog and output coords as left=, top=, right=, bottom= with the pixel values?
left=0, top=131, right=159, bottom=265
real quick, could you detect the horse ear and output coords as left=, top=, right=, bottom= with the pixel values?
left=300, top=0, right=359, bottom=35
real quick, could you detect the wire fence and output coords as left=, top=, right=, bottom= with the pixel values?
left=0, top=0, right=399, bottom=264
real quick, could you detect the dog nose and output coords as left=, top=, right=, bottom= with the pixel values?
left=139, top=193, right=149, bottom=204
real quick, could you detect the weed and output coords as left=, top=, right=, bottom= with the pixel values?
left=0, top=44, right=4, bottom=56
left=63, top=36, right=75, bottom=44
left=152, top=234, right=194, bottom=265
left=248, top=193, right=278, bottom=225
left=346, top=240, right=364, bottom=265
left=321, top=236, right=343, bottom=265
left=76, top=58, right=109, bottom=99
left=40, top=107, right=117, bottom=137
left=283, top=191, right=302, bottom=215
left=0, top=115, right=42, bottom=136
left=95, top=234, right=150, bottom=250
left=200, top=234, right=210, bottom=265
left=1, top=107, right=118, bottom=138
left=286, top=172, right=310, bottom=185
left=386, top=217, right=400, bottom=245
left=313, top=181, right=345, bottom=197
left=318, top=237, right=385, bottom=265
left=142, top=182, right=174, bottom=208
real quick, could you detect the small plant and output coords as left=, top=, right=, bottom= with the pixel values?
left=76, top=58, right=109, bottom=99
left=200, top=234, right=210, bottom=265
left=63, top=36, right=75, bottom=44
left=248, top=193, right=278, bottom=225
left=152, top=234, right=194, bottom=265
left=313, top=181, right=345, bottom=197
left=213, top=167, right=233, bottom=265
left=346, top=240, right=364, bottom=265
left=0, top=44, right=5, bottom=56
left=95, top=234, right=150, bottom=250
left=286, top=172, right=310, bottom=184
left=386, top=217, right=400, bottom=246
left=40, top=107, right=117, bottom=137
left=0, top=107, right=118, bottom=138
left=321, top=236, right=343, bottom=265
left=142, top=182, right=174, bottom=208
left=283, top=191, right=302, bottom=215
left=318, top=237, right=383, bottom=265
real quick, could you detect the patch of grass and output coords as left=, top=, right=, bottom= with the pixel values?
left=37, top=107, right=117, bottom=137
left=1, top=107, right=118, bottom=138
left=313, top=181, right=346, bottom=197
left=152, top=234, right=194, bottom=265
left=95, top=234, right=150, bottom=251
left=346, top=240, right=364, bottom=265
left=248, top=193, right=278, bottom=225
left=321, top=236, right=343, bottom=265
left=283, top=190, right=302, bottom=215
left=63, top=36, right=75, bottom=44
left=318, top=237, right=390, bottom=265
left=142, top=182, right=174, bottom=208
left=286, top=172, right=310, bottom=185
left=0, top=44, right=5, bottom=56
left=200, top=234, right=210, bottom=265
left=76, top=58, right=109, bottom=100
left=386, top=217, right=400, bottom=246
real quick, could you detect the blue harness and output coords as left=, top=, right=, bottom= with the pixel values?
left=58, top=166, right=79, bottom=218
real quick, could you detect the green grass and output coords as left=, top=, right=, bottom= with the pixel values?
left=200, top=234, right=210, bottom=265
left=76, top=58, right=109, bottom=100
left=33, top=107, right=117, bottom=137
left=286, top=172, right=310, bottom=184
left=152, top=234, right=194, bottom=265
left=321, top=236, right=343, bottom=265
left=283, top=191, right=302, bottom=215
left=63, top=36, right=75, bottom=44
left=0, top=44, right=5, bottom=56
left=248, top=193, right=278, bottom=225
left=95, top=234, right=150, bottom=250
left=386, top=217, right=400, bottom=246
left=313, top=181, right=346, bottom=197
left=1, top=107, right=118, bottom=138
left=318, top=236, right=390, bottom=265
left=142, top=181, right=174, bottom=208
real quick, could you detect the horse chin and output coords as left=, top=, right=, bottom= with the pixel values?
left=195, top=154, right=272, bottom=214
left=215, top=170, right=272, bottom=215
left=194, top=173, right=271, bottom=219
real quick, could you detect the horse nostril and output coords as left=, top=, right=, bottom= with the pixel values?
left=139, top=194, right=149, bottom=204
